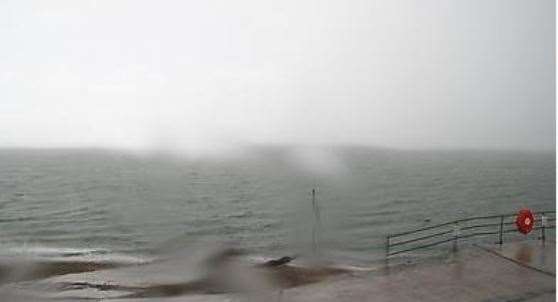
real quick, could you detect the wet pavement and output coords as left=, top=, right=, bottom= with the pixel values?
left=113, top=240, right=556, bottom=301
left=0, top=240, right=554, bottom=301
left=479, top=240, right=555, bottom=276
left=278, top=240, right=556, bottom=302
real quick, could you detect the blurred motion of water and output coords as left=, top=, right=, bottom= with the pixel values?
left=0, top=147, right=554, bottom=264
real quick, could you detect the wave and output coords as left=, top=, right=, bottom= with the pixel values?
left=0, top=244, right=374, bottom=301
left=0, top=245, right=152, bottom=286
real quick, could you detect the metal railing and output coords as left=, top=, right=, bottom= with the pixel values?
left=386, top=210, right=555, bottom=258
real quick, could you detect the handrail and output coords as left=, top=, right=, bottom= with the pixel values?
left=389, top=211, right=553, bottom=238
left=386, top=210, right=555, bottom=258
left=389, top=229, right=454, bottom=247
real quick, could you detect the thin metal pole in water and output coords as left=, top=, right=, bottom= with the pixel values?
left=311, top=188, right=320, bottom=255
left=311, top=188, right=316, bottom=214
left=385, top=236, right=390, bottom=259
left=498, top=215, right=504, bottom=245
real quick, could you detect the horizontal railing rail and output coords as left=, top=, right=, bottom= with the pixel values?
left=386, top=210, right=555, bottom=258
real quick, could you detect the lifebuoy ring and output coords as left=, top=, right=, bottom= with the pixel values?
left=515, top=209, right=535, bottom=235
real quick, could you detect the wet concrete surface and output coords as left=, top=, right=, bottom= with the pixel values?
left=479, top=240, right=555, bottom=276
left=113, top=241, right=556, bottom=301
left=0, top=241, right=554, bottom=301
left=279, top=241, right=556, bottom=302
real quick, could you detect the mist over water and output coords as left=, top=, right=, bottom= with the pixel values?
left=0, top=147, right=554, bottom=261
left=0, top=0, right=554, bottom=300
left=0, top=146, right=555, bottom=300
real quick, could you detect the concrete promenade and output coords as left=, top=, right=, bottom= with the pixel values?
left=1, top=240, right=554, bottom=301
left=117, top=240, right=556, bottom=302
left=278, top=240, right=556, bottom=302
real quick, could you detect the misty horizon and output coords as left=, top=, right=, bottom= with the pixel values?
left=1, top=0, right=555, bottom=153
left=0, top=2, right=556, bottom=299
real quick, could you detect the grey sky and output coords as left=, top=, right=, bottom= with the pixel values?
left=0, top=0, right=555, bottom=153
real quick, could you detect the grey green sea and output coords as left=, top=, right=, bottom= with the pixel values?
left=0, top=147, right=554, bottom=264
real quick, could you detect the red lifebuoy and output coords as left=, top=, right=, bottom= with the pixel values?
left=516, top=209, right=535, bottom=235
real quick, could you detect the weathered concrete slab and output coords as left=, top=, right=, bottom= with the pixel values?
left=0, top=241, right=554, bottom=301
left=115, top=241, right=557, bottom=302
left=279, top=242, right=556, bottom=302
left=479, top=240, right=555, bottom=275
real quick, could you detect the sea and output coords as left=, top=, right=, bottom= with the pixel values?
left=0, top=147, right=554, bottom=300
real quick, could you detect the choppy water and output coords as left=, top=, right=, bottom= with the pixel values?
left=0, top=147, right=555, bottom=299
left=0, top=148, right=555, bottom=260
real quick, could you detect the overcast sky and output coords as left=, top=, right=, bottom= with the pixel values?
left=0, top=0, right=555, bottom=153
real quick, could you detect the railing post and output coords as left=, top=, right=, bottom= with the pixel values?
left=540, top=214, right=547, bottom=244
left=452, top=222, right=459, bottom=252
left=498, top=215, right=504, bottom=245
